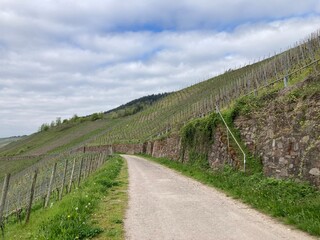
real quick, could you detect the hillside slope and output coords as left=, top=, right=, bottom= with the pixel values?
left=85, top=32, right=320, bottom=147
left=0, top=136, right=26, bottom=149
left=1, top=30, right=319, bottom=179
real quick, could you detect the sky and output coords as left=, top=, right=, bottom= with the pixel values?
left=1, top=0, right=320, bottom=138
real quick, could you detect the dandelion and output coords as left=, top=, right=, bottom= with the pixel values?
left=75, top=207, right=78, bottom=211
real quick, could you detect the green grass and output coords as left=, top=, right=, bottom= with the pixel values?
left=139, top=154, right=320, bottom=237
left=3, top=155, right=127, bottom=240
left=93, top=156, right=128, bottom=240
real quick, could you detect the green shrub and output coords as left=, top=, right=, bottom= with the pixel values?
left=180, top=113, right=218, bottom=169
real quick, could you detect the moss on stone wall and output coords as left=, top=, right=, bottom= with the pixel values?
left=180, top=113, right=218, bottom=168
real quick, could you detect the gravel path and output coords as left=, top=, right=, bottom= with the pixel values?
left=123, top=155, right=315, bottom=240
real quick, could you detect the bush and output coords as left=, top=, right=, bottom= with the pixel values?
left=90, top=113, right=104, bottom=121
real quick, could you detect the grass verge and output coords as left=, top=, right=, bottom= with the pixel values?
left=4, top=155, right=128, bottom=240
left=139, top=154, right=320, bottom=237
left=92, top=156, right=128, bottom=239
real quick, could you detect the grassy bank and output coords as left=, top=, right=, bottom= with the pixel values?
left=140, top=154, right=320, bottom=237
left=93, top=156, right=128, bottom=239
left=4, top=155, right=128, bottom=240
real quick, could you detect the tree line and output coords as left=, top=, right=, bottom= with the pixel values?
left=39, top=113, right=104, bottom=132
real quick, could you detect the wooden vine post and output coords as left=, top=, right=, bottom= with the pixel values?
left=77, top=157, right=84, bottom=187
left=45, top=163, right=57, bottom=208
left=25, top=169, right=38, bottom=223
left=0, top=174, right=10, bottom=236
left=68, top=158, right=76, bottom=193
left=88, top=157, right=93, bottom=175
left=84, top=156, right=89, bottom=178
left=59, top=159, right=68, bottom=200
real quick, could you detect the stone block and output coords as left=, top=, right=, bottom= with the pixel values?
left=280, top=168, right=288, bottom=177
left=309, top=168, right=320, bottom=176
left=279, top=157, right=288, bottom=165
left=277, top=142, right=283, bottom=149
left=301, top=135, right=310, bottom=144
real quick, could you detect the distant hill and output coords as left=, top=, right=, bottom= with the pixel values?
left=105, top=92, right=171, bottom=118
left=0, top=136, right=27, bottom=149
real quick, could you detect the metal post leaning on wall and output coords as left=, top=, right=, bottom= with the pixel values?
left=216, top=105, right=246, bottom=172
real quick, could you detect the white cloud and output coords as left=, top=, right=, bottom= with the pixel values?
left=0, top=0, right=320, bottom=137
left=1, top=0, right=320, bottom=34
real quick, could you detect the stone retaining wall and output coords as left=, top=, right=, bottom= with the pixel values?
left=151, top=136, right=181, bottom=161
left=81, top=93, right=319, bottom=187
left=234, top=95, right=320, bottom=187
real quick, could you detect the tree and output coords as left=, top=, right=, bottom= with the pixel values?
left=71, top=114, right=79, bottom=122
left=55, top=117, right=62, bottom=126
left=90, top=112, right=104, bottom=121
left=39, top=123, right=50, bottom=132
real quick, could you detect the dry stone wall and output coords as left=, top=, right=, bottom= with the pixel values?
left=151, top=136, right=181, bottom=161
left=84, top=83, right=319, bottom=187
left=75, top=145, right=114, bottom=155
left=77, top=143, right=144, bottom=155
left=207, top=126, right=241, bottom=169
left=234, top=94, right=320, bottom=187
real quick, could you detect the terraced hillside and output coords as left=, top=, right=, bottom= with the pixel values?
left=88, top=32, right=320, bottom=146
left=1, top=30, right=320, bottom=178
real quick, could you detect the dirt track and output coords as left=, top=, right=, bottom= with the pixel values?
left=123, top=155, right=315, bottom=240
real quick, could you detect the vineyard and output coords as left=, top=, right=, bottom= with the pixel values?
left=0, top=150, right=111, bottom=229
left=1, top=30, right=320, bottom=230
left=88, top=30, right=320, bottom=146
